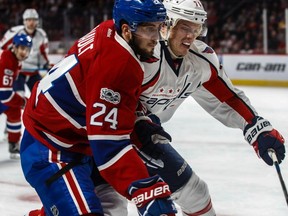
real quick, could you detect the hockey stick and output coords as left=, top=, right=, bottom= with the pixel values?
left=268, top=148, right=288, bottom=206
left=21, top=68, right=48, bottom=72
left=21, top=68, right=48, bottom=77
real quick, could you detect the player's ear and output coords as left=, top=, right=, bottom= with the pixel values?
left=121, top=24, right=132, bottom=42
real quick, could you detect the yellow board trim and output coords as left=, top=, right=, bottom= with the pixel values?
left=231, top=80, right=288, bottom=87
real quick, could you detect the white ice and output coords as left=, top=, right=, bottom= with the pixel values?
left=0, top=86, right=287, bottom=216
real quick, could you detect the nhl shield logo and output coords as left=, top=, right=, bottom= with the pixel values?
left=50, top=205, right=59, bottom=216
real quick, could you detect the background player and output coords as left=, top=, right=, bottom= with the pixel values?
left=20, top=0, right=177, bottom=216
left=0, top=33, right=32, bottom=159
left=0, top=8, right=51, bottom=96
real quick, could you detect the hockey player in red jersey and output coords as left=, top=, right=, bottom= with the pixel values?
left=0, top=33, right=32, bottom=159
left=20, top=0, right=177, bottom=216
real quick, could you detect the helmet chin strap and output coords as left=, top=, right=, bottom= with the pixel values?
left=162, top=18, right=179, bottom=41
left=163, top=18, right=184, bottom=59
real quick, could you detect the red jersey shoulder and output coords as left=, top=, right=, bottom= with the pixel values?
left=67, top=20, right=116, bottom=58
left=0, top=49, right=19, bottom=71
left=98, top=20, right=143, bottom=73
left=71, top=20, right=142, bottom=76
left=66, top=20, right=143, bottom=89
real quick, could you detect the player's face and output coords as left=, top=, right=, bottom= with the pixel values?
left=131, top=22, right=163, bottom=58
left=24, top=18, right=38, bottom=34
left=169, top=20, right=201, bottom=57
left=14, top=45, right=31, bottom=61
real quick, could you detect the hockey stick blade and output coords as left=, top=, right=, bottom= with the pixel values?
left=268, top=148, right=288, bottom=206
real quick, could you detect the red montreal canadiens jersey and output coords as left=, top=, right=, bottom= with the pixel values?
left=141, top=40, right=257, bottom=129
left=23, top=20, right=149, bottom=197
left=0, top=49, right=23, bottom=107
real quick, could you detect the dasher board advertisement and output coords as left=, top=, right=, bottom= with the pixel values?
left=222, top=55, right=288, bottom=84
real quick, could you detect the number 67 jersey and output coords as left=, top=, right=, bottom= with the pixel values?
left=22, top=20, right=144, bottom=158
left=0, top=49, right=23, bottom=107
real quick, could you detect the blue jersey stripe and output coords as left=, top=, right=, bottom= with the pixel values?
left=46, top=75, right=86, bottom=127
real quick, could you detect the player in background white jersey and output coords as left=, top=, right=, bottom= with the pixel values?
left=93, top=0, right=286, bottom=216
left=0, top=8, right=51, bottom=96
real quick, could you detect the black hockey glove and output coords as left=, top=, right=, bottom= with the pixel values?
left=131, top=115, right=171, bottom=158
left=43, top=62, right=54, bottom=71
left=244, top=116, right=285, bottom=166
left=131, top=115, right=171, bottom=147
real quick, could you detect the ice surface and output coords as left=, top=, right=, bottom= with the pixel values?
left=0, top=86, right=287, bottom=216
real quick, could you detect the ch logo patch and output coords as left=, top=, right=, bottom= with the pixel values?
left=100, top=88, right=121, bottom=104
left=4, top=69, right=13, bottom=75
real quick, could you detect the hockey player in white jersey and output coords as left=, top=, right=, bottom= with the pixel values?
left=128, top=0, right=286, bottom=215
left=90, top=0, right=286, bottom=215
left=92, top=0, right=285, bottom=215
left=0, top=8, right=51, bottom=96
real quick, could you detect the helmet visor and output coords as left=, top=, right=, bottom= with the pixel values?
left=132, top=22, right=164, bottom=40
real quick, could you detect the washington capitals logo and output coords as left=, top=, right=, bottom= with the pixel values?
left=100, top=88, right=121, bottom=104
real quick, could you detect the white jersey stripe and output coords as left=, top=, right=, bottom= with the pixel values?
left=58, top=163, right=91, bottom=215
left=98, top=145, right=133, bottom=171
left=45, top=91, right=86, bottom=129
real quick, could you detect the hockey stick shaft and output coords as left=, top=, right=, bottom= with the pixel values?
left=268, top=149, right=288, bottom=206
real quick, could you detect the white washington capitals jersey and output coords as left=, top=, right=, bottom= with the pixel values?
left=140, top=40, right=257, bottom=130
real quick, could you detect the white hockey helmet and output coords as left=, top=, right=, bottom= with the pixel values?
left=23, top=9, right=39, bottom=20
left=163, top=0, right=207, bottom=36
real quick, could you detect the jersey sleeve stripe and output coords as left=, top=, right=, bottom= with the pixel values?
left=0, top=90, right=14, bottom=103
left=45, top=92, right=86, bottom=129
left=88, top=134, right=130, bottom=141
left=43, top=131, right=75, bottom=148
left=97, top=145, right=133, bottom=171
left=66, top=73, right=86, bottom=107
left=203, top=65, right=255, bottom=122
